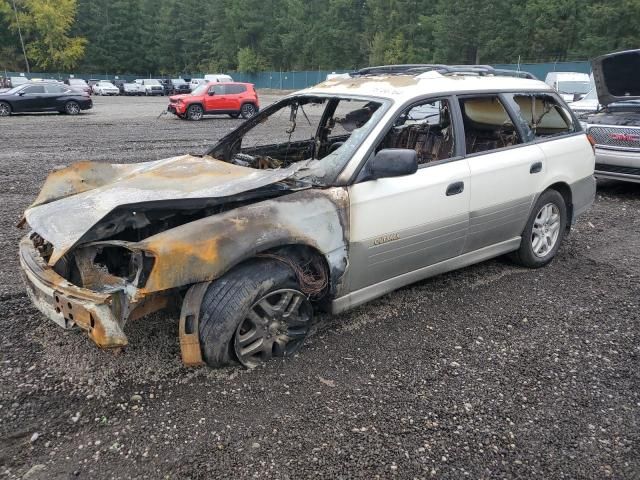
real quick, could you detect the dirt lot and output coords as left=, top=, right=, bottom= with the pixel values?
left=0, top=95, right=638, bottom=479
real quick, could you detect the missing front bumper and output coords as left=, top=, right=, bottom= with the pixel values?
left=19, top=236, right=129, bottom=348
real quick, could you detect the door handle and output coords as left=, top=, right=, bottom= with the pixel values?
left=530, top=161, right=543, bottom=174
left=446, top=181, right=464, bottom=196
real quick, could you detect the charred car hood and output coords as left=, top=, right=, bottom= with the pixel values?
left=24, top=155, right=306, bottom=265
left=592, top=49, right=640, bottom=106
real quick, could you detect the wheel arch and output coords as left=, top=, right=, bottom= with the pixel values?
left=136, top=189, right=350, bottom=299
left=544, top=181, right=573, bottom=227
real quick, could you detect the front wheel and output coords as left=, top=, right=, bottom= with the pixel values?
left=240, top=103, right=257, bottom=119
left=186, top=104, right=203, bottom=121
left=198, top=260, right=313, bottom=369
left=510, top=189, right=567, bottom=268
left=0, top=101, right=11, bottom=116
left=64, top=101, right=80, bottom=115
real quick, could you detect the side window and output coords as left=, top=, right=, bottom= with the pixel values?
left=377, top=98, right=456, bottom=165
left=227, top=84, right=246, bottom=94
left=458, top=96, right=522, bottom=154
left=45, top=84, right=64, bottom=94
left=22, top=85, right=45, bottom=94
left=512, top=94, right=576, bottom=138
left=209, top=84, right=225, bottom=95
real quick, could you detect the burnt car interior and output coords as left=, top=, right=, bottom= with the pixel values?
left=376, top=99, right=456, bottom=164
left=513, top=95, right=574, bottom=137
left=212, top=96, right=383, bottom=170
left=458, top=96, right=522, bottom=153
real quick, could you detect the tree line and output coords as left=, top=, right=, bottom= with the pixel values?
left=1, top=0, right=639, bottom=74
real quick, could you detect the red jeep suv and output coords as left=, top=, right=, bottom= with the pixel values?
left=167, top=81, right=259, bottom=121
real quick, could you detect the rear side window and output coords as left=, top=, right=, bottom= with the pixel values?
left=22, top=85, right=45, bottom=94
left=45, top=84, right=66, bottom=94
left=458, top=96, right=522, bottom=154
left=512, top=94, right=576, bottom=138
left=226, top=84, right=247, bottom=94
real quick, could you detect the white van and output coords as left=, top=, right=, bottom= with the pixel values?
left=204, top=74, right=234, bottom=83
left=544, top=72, right=591, bottom=103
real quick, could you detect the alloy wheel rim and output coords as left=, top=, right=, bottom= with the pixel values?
left=67, top=103, right=79, bottom=114
left=190, top=106, right=202, bottom=120
left=0, top=103, right=9, bottom=116
left=531, top=202, right=561, bottom=258
left=242, top=104, right=255, bottom=117
left=234, top=289, right=312, bottom=368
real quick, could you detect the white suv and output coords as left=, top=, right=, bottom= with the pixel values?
left=20, top=66, right=595, bottom=369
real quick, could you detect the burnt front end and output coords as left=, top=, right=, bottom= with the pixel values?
left=19, top=233, right=165, bottom=349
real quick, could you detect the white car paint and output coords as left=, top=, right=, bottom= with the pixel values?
left=544, top=72, right=591, bottom=103
left=93, top=81, right=119, bottom=96
left=299, top=72, right=595, bottom=310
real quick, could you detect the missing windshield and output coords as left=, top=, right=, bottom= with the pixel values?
left=209, top=96, right=386, bottom=180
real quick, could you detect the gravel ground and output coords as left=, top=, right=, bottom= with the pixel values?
left=0, top=96, right=638, bottom=479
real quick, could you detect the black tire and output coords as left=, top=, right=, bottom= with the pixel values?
left=0, top=101, right=11, bottom=117
left=229, top=113, right=240, bottom=119
left=187, top=104, right=204, bottom=121
left=64, top=101, right=81, bottom=115
left=198, top=259, right=313, bottom=369
left=240, top=103, right=257, bottom=119
left=510, top=189, right=567, bottom=268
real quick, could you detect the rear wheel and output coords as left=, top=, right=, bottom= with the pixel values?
left=198, top=260, right=313, bottom=368
left=240, top=103, right=257, bottom=119
left=510, top=189, right=567, bottom=268
left=187, top=104, right=204, bottom=121
left=64, top=101, right=80, bottom=115
left=0, top=101, right=11, bottom=116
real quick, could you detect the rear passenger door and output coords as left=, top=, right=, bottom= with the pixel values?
left=457, top=94, right=544, bottom=253
left=224, top=84, right=246, bottom=111
left=506, top=92, right=592, bottom=188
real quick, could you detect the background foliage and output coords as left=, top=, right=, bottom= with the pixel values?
left=1, top=0, right=639, bottom=74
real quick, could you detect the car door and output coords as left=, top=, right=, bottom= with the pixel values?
left=457, top=94, right=544, bottom=253
left=226, top=84, right=246, bottom=110
left=15, top=85, right=47, bottom=111
left=204, top=84, right=225, bottom=112
left=43, top=84, right=67, bottom=110
left=347, top=97, right=471, bottom=292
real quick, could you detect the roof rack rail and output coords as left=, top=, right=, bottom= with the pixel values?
left=351, top=64, right=447, bottom=76
left=352, top=63, right=537, bottom=80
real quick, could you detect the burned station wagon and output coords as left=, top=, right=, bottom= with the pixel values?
left=20, top=66, right=596, bottom=368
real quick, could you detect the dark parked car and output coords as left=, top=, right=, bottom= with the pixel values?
left=162, top=78, right=191, bottom=95
left=113, top=79, right=126, bottom=94
left=0, top=82, right=93, bottom=116
left=64, top=78, right=92, bottom=95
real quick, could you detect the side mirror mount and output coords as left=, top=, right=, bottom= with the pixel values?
left=208, top=90, right=215, bottom=96
left=18, top=91, right=25, bottom=96
left=365, top=148, right=418, bottom=181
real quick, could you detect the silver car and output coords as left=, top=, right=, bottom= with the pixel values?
left=586, top=49, right=640, bottom=183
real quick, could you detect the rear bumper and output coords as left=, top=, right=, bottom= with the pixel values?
left=19, top=236, right=128, bottom=348
left=594, top=147, right=640, bottom=183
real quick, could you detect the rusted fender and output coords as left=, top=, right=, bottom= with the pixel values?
left=136, top=188, right=350, bottom=296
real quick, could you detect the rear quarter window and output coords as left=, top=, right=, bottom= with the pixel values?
left=511, top=94, right=576, bottom=139
left=227, top=84, right=247, bottom=94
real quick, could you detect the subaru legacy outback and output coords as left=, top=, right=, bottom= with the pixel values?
left=20, top=67, right=595, bottom=368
